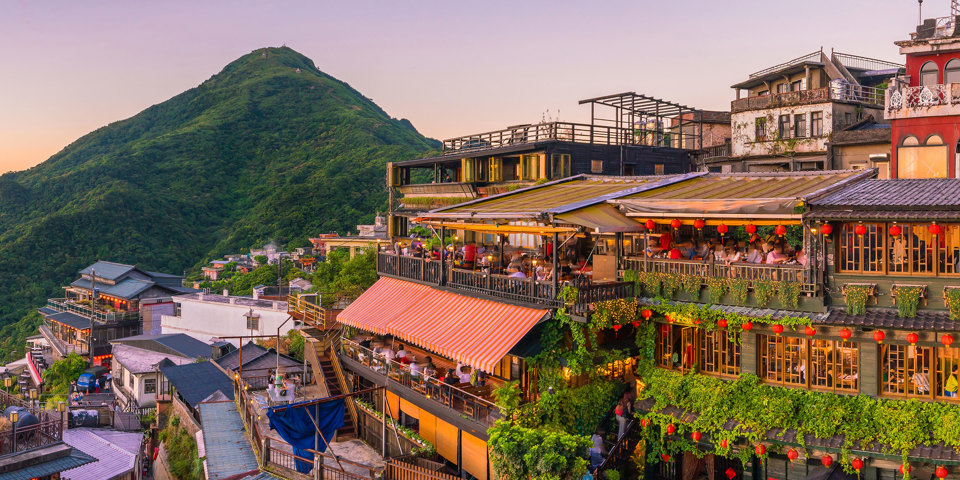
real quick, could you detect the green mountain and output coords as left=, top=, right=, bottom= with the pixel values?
left=0, top=46, right=437, bottom=360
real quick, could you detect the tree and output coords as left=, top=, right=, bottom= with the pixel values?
left=41, top=353, right=87, bottom=407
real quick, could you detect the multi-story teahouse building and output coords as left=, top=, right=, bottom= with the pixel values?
left=325, top=162, right=960, bottom=479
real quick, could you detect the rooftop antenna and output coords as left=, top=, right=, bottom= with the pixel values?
left=918, top=0, right=923, bottom=26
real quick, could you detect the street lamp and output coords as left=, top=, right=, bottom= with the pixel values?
left=10, top=410, right=19, bottom=453
left=29, top=389, right=38, bottom=410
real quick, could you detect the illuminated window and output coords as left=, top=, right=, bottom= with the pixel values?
left=655, top=325, right=697, bottom=373
left=488, top=157, right=502, bottom=182
left=698, top=329, right=741, bottom=377
left=591, top=159, right=603, bottom=173
left=758, top=334, right=807, bottom=387
left=809, top=339, right=859, bottom=393
left=888, top=224, right=935, bottom=274
left=837, top=223, right=884, bottom=273
left=882, top=344, right=933, bottom=398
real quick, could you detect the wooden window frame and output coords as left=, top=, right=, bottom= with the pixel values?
left=881, top=343, right=934, bottom=399
left=836, top=222, right=885, bottom=274
left=809, top=339, right=859, bottom=394
left=758, top=334, right=808, bottom=388
left=697, top=329, right=741, bottom=378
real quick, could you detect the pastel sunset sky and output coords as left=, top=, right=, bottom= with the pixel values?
left=0, top=0, right=932, bottom=173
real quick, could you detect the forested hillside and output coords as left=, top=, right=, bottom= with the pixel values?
left=0, top=46, right=437, bottom=360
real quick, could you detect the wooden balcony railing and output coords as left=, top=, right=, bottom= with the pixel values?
left=47, top=298, right=140, bottom=324
left=340, top=339, right=501, bottom=428
left=623, top=257, right=816, bottom=294
left=287, top=294, right=350, bottom=330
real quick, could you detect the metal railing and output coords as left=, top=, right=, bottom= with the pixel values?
left=623, top=257, right=815, bottom=294
left=832, top=52, right=903, bottom=72
left=340, top=339, right=500, bottom=428
left=748, top=51, right=822, bottom=79
left=387, top=459, right=461, bottom=480
left=888, top=83, right=960, bottom=110
left=699, top=142, right=731, bottom=162
left=596, top=419, right=640, bottom=474
left=47, top=298, right=140, bottom=324
left=0, top=390, right=62, bottom=457
left=287, top=294, right=351, bottom=329
left=440, top=121, right=697, bottom=154
left=447, top=267, right=560, bottom=308
left=731, top=81, right=885, bottom=113
left=573, top=281, right=635, bottom=315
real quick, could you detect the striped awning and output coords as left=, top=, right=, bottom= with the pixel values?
left=337, top=277, right=549, bottom=373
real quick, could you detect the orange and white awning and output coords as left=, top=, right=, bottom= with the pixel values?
left=337, top=277, right=549, bottom=373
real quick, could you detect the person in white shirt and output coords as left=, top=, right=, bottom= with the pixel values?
left=396, top=344, right=408, bottom=360
left=382, top=348, right=396, bottom=363
left=456, top=363, right=472, bottom=384
left=409, top=358, right=421, bottom=377
left=746, top=243, right=763, bottom=264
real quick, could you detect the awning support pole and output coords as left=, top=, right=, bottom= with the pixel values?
left=305, top=405, right=345, bottom=472
left=552, top=232, right=559, bottom=297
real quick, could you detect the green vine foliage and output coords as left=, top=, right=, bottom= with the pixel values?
left=642, top=271, right=662, bottom=297
left=488, top=421, right=591, bottom=480
left=777, top=281, right=801, bottom=310
left=844, top=285, right=871, bottom=315
left=946, top=288, right=960, bottom=320
left=893, top=287, right=923, bottom=318
left=635, top=369, right=960, bottom=472
left=649, top=302, right=811, bottom=334
left=754, top=279, right=775, bottom=307
left=680, top=274, right=701, bottom=296
left=661, top=273, right=680, bottom=299
left=707, top=277, right=728, bottom=304
left=728, top=278, right=748, bottom=305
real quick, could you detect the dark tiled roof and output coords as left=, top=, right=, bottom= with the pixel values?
left=114, top=333, right=211, bottom=359
left=637, top=297, right=829, bottom=321
left=45, top=312, right=91, bottom=330
left=818, top=308, right=960, bottom=331
left=0, top=444, right=97, bottom=480
left=79, top=261, right=136, bottom=281
left=215, top=342, right=270, bottom=371
left=810, top=179, right=960, bottom=209
left=160, top=360, right=234, bottom=408
left=808, top=209, right=960, bottom=221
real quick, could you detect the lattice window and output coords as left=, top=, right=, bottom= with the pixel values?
left=810, top=339, right=859, bottom=393
left=758, top=335, right=807, bottom=387
left=698, top=329, right=741, bottom=377
left=889, top=224, right=935, bottom=274
left=940, top=224, right=960, bottom=275
left=838, top=223, right=884, bottom=273
left=882, top=344, right=933, bottom=398
left=656, top=324, right=674, bottom=369
left=935, top=347, right=960, bottom=400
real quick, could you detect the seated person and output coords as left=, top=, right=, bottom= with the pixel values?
left=668, top=248, right=682, bottom=260
left=765, top=244, right=788, bottom=264
left=443, top=370, right=458, bottom=386
left=510, top=266, right=528, bottom=279
left=409, top=357, right=421, bottom=376
left=396, top=344, right=408, bottom=360
left=745, top=242, right=763, bottom=263
left=456, top=363, right=473, bottom=384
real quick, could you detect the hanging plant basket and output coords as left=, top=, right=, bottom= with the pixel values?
left=842, top=283, right=876, bottom=315
left=892, top=285, right=926, bottom=318
left=945, top=287, right=960, bottom=320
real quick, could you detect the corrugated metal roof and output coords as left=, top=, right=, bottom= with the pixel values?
left=0, top=446, right=97, bottom=480
left=112, top=344, right=192, bottom=374
left=114, top=333, right=212, bottom=359
left=61, top=428, right=141, bottom=480
left=199, top=402, right=260, bottom=480
left=621, top=170, right=863, bottom=201
left=439, top=176, right=664, bottom=215
left=71, top=278, right=154, bottom=300
left=810, top=178, right=960, bottom=209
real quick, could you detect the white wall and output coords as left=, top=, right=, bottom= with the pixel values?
left=160, top=296, right=293, bottom=347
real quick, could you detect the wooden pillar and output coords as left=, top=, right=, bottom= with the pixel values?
left=439, top=226, right=447, bottom=286
left=552, top=233, right=559, bottom=296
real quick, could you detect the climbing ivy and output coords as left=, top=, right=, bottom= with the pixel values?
left=844, top=285, right=872, bottom=315
left=777, top=281, right=801, bottom=310
left=946, top=288, right=960, bottom=320
left=893, top=287, right=923, bottom=318
left=728, top=278, right=748, bottom=305
left=707, top=277, right=728, bottom=304
left=754, top=279, right=776, bottom=307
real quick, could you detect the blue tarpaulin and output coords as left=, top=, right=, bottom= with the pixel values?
left=266, top=398, right=345, bottom=474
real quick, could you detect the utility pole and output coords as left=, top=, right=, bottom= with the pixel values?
left=89, top=269, right=96, bottom=365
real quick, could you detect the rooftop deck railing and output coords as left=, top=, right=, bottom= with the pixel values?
left=340, top=339, right=501, bottom=428
left=287, top=294, right=352, bottom=330
left=0, top=390, right=62, bottom=458
left=748, top=51, right=823, bottom=79
left=440, top=121, right=697, bottom=154
left=47, top=298, right=140, bottom=324
left=732, top=81, right=885, bottom=113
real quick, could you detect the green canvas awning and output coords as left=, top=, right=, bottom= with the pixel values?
left=555, top=203, right=643, bottom=233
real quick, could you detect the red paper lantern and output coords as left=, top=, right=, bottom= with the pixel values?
left=720, top=439, right=729, bottom=449
left=787, top=448, right=799, bottom=462
left=937, top=466, right=948, bottom=479
left=691, top=431, right=702, bottom=442
left=907, top=332, right=919, bottom=345
left=772, top=324, right=784, bottom=335
left=694, top=219, right=706, bottom=230
left=725, top=468, right=737, bottom=480
left=943, top=334, right=955, bottom=347
left=745, top=224, right=757, bottom=234
left=840, top=328, right=852, bottom=340
left=666, top=314, right=674, bottom=323
left=822, top=455, right=834, bottom=467
left=642, top=309, right=653, bottom=319
left=662, top=454, right=671, bottom=462
left=613, top=324, right=622, bottom=332
left=632, top=321, right=640, bottom=328
left=742, top=321, right=753, bottom=331
left=666, top=423, right=676, bottom=434
left=889, top=224, right=902, bottom=237
left=874, top=330, right=886, bottom=344
left=931, top=224, right=943, bottom=236
left=901, top=464, right=912, bottom=475
left=774, top=225, right=787, bottom=237
left=852, top=459, right=864, bottom=471
left=717, top=319, right=728, bottom=328
left=671, top=219, right=682, bottom=230
left=755, top=444, right=766, bottom=456
left=640, top=418, right=651, bottom=428
left=645, top=219, right=656, bottom=230
left=821, top=223, right=834, bottom=236
left=717, top=224, right=729, bottom=236
left=804, top=325, right=817, bottom=337
left=855, top=224, right=867, bottom=236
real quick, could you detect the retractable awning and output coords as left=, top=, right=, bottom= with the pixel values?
left=615, top=198, right=803, bottom=219
left=337, top=277, right=549, bottom=373
left=554, top=203, right=643, bottom=233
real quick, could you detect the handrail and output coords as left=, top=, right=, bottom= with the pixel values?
left=328, top=342, right=358, bottom=437
left=386, top=458, right=461, bottom=480
left=624, top=256, right=815, bottom=294
left=47, top=298, right=140, bottom=323
left=748, top=51, right=822, bottom=79
left=595, top=419, right=640, bottom=473
left=832, top=52, right=903, bottom=72
left=339, top=338, right=500, bottom=427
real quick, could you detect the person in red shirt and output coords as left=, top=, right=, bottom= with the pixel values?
left=659, top=233, right=672, bottom=251
left=668, top=248, right=682, bottom=259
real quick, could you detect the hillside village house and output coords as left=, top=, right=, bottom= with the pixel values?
left=38, top=261, right=193, bottom=365
left=160, top=292, right=294, bottom=347
left=886, top=12, right=960, bottom=178
left=719, top=49, right=902, bottom=173
left=109, top=333, right=213, bottom=411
